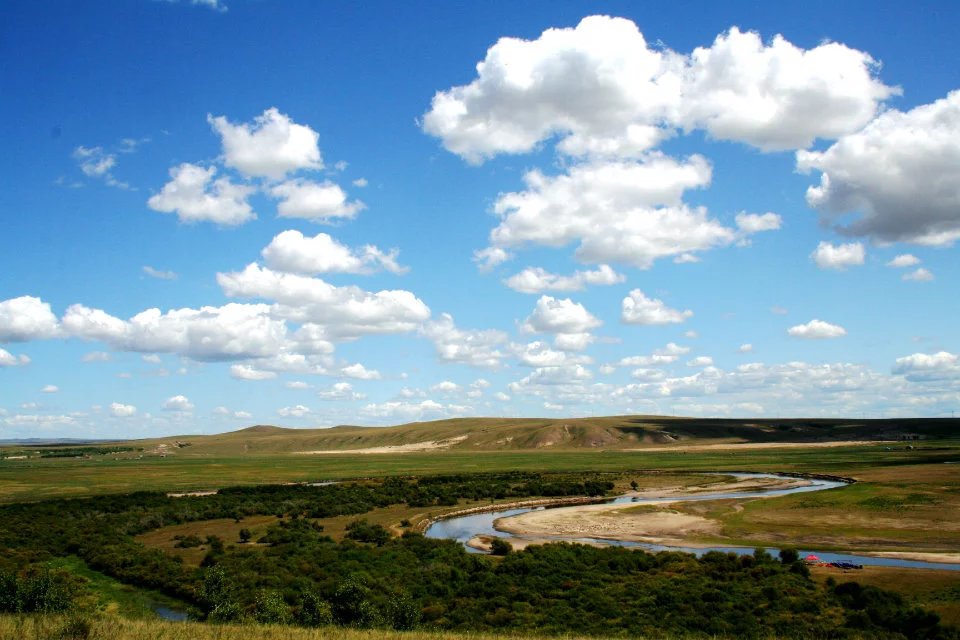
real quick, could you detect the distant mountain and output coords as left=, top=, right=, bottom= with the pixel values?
left=0, top=438, right=121, bottom=446
left=122, top=415, right=959, bottom=457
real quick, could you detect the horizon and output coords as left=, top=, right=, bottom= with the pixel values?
left=2, top=1, right=958, bottom=439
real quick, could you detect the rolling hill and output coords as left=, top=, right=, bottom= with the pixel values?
left=130, top=415, right=959, bottom=457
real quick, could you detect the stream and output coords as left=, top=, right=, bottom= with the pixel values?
left=425, top=472, right=959, bottom=571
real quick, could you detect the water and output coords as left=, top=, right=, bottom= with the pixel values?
left=426, top=472, right=959, bottom=571
left=152, top=604, right=189, bottom=621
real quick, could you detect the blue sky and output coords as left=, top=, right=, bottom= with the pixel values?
left=1, top=0, right=958, bottom=438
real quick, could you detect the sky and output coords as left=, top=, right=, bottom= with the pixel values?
left=1, top=0, right=959, bottom=438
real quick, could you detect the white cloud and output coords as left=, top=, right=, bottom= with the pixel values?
left=0, top=348, right=30, bottom=368
left=277, top=404, right=311, bottom=418
left=214, top=406, right=252, bottom=419
left=286, top=381, right=310, bottom=390
left=340, top=363, right=381, bottom=380
left=423, top=17, right=894, bottom=161
left=902, top=268, right=934, bottom=282
left=0, top=296, right=60, bottom=342
left=147, top=163, right=255, bottom=226
left=887, top=254, right=921, bottom=268
left=770, top=306, right=788, bottom=316
left=230, top=364, right=278, bottom=381
left=810, top=241, right=865, bottom=270
left=687, top=356, right=714, bottom=367
left=162, top=395, right=194, bottom=412
left=787, top=319, right=847, bottom=339
left=261, top=230, right=406, bottom=275
left=110, top=402, right=137, bottom=417
left=82, top=351, right=112, bottom=362
left=141, top=354, right=162, bottom=364
left=41, top=385, right=59, bottom=393
left=893, top=351, right=959, bottom=381
left=143, top=266, right=177, bottom=280
left=359, top=399, right=471, bottom=422
left=621, top=289, right=692, bottom=325
left=72, top=145, right=129, bottom=188
left=735, top=212, right=782, bottom=234
left=431, top=381, right=460, bottom=393
left=738, top=343, right=754, bottom=353
left=552, top=332, right=595, bottom=352
left=317, top=382, right=365, bottom=401
left=420, top=313, right=508, bottom=368
left=473, top=247, right=512, bottom=272
left=523, top=296, right=601, bottom=334
left=269, top=180, right=365, bottom=223
left=63, top=302, right=289, bottom=362
left=352, top=178, right=368, bottom=187
left=676, top=28, right=896, bottom=151
left=218, top=264, right=430, bottom=339
left=494, top=392, right=511, bottom=402
left=515, top=341, right=592, bottom=368
left=208, top=108, right=322, bottom=179
left=504, top=264, right=624, bottom=293
left=798, top=90, right=960, bottom=246
left=484, top=157, right=751, bottom=269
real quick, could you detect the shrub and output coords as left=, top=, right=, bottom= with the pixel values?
left=490, top=537, right=512, bottom=556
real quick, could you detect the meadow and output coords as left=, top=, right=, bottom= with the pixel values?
left=1, top=421, right=958, bottom=638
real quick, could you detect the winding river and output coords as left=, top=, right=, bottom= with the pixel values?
left=426, top=472, right=959, bottom=571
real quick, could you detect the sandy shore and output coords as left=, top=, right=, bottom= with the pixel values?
left=296, top=435, right=468, bottom=454
left=625, top=440, right=894, bottom=453
left=863, top=551, right=960, bottom=565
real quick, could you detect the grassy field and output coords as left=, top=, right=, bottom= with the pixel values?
left=1, top=439, right=956, bottom=504
left=0, top=615, right=640, bottom=640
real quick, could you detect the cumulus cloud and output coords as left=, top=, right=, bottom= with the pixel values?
left=162, top=395, right=194, bottom=412
left=62, top=302, right=288, bottom=361
left=261, top=230, right=406, bottom=275
left=147, top=163, right=255, bottom=226
left=886, top=254, right=921, bottom=268
left=735, top=212, right=782, bottom=234
left=82, top=351, right=112, bottom=362
left=621, top=289, right=692, bottom=325
left=269, top=180, right=365, bottom=223
left=317, top=382, right=365, bottom=401
left=431, top=381, right=460, bottom=394
left=143, top=266, right=178, bottom=280
left=798, top=90, right=960, bottom=246
left=360, top=399, right=471, bottom=422
left=787, top=319, right=847, bottom=339
left=0, top=348, right=30, bottom=368
left=420, top=313, right=508, bottom=368
left=41, top=385, right=59, bottom=393
left=229, top=364, right=278, bottom=381
left=110, top=402, right=137, bottom=417
left=217, top=264, right=429, bottom=339
left=73, top=145, right=128, bottom=188
left=738, top=343, right=754, bottom=353
left=423, top=16, right=894, bottom=161
left=277, top=404, right=311, bottom=418
left=515, top=341, right=592, bottom=368
left=0, top=296, right=60, bottom=342
left=484, top=156, right=753, bottom=269
left=902, top=268, right=934, bottom=282
left=208, top=108, right=322, bottom=179
left=523, top=296, right=602, bottom=335
left=810, top=241, right=866, bottom=270
left=340, top=363, right=381, bottom=380
left=687, top=356, right=714, bottom=367
left=893, top=351, right=959, bottom=381
left=503, top=264, right=624, bottom=293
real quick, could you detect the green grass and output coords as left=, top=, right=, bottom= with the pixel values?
left=45, top=557, right=187, bottom=620
left=2, top=440, right=956, bottom=504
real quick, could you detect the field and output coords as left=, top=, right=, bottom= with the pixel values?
left=1, top=417, right=959, bottom=638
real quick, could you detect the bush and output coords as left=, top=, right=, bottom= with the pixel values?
left=297, top=590, right=333, bottom=627
left=490, top=538, right=512, bottom=556
left=254, top=590, right=291, bottom=624
left=388, top=593, right=420, bottom=630
left=331, top=576, right=381, bottom=627
left=778, top=547, right=799, bottom=564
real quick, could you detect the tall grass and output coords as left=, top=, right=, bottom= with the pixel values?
left=0, top=615, right=623, bottom=640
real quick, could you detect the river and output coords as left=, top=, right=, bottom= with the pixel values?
left=425, top=472, right=959, bottom=571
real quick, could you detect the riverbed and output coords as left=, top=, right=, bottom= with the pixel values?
left=425, top=472, right=960, bottom=571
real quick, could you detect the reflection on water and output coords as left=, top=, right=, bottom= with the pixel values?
left=152, top=604, right=189, bottom=621
left=426, top=472, right=959, bottom=571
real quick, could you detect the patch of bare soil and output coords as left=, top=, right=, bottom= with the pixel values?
left=295, top=435, right=468, bottom=455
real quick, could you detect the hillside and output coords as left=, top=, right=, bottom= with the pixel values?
left=131, top=416, right=959, bottom=457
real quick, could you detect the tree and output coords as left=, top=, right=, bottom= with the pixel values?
left=297, top=590, right=333, bottom=627
left=778, top=548, right=799, bottom=564
left=254, top=590, right=291, bottom=624
left=490, top=538, right=512, bottom=556
left=238, top=528, right=252, bottom=543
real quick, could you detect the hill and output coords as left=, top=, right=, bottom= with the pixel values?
left=130, top=415, right=959, bottom=457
